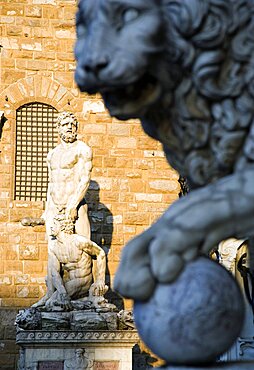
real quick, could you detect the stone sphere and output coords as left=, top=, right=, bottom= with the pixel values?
left=134, top=256, right=245, bottom=365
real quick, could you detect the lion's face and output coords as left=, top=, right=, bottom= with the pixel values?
left=75, top=0, right=171, bottom=119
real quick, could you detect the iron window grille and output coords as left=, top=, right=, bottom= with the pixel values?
left=15, top=102, right=59, bottom=201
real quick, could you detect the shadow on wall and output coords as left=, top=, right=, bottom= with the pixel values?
left=86, top=180, right=124, bottom=310
left=0, top=114, right=7, bottom=150
left=132, top=344, right=159, bottom=369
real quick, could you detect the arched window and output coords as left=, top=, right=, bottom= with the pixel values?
left=15, top=102, right=59, bottom=201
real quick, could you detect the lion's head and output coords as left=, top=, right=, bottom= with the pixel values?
left=75, top=0, right=253, bottom=121
left=15, top=308, right=42, bottom=330
left=75, top=0, right=184, bottom=120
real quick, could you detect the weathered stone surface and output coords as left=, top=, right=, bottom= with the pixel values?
left=134, top=258, right=244, bottom=364
left=71, top=311, right=108, bottom=331
left=15, top=308, right=132, bottom=331
left=41, top=312, right=70, bottom=330
left=16, top=330, right=138, bottom=370
left=100, top=312, right=118, bottom=331
left=38, top=362, right=64, bottom=370
left=94, top=361, right=119, bottom=370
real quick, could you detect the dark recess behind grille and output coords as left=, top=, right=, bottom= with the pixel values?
left=15, top=102, right=58, bottom=201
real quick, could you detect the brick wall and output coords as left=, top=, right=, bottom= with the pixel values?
left=0, top=0, right=180, bottom=309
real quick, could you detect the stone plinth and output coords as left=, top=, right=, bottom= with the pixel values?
left=16, top=330, right=139, bottom=370
left=158, top=362, right=254, bottom=369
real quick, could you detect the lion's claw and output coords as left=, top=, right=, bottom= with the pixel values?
left=114, top=220, right=202, bottom=301
left=114, top=230, right=156, bottom=300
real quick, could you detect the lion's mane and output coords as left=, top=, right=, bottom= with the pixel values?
left=145, top=0, right=254, bottom=187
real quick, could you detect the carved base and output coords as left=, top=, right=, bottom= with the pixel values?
left=158, top=362, right=254, bottom=370
left=16, top=330, right=139, bottom=370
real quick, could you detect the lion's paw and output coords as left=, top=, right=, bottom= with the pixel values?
left=148, top=228, right=199, bottom=283
left=114, top=223, right=200, bottom=301
left=114, top=231, right=156, bottom=301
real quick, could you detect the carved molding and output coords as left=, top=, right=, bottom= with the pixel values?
left=16, top=330, right=139, bottom=345
left=238, top=338, right=254, bottom=357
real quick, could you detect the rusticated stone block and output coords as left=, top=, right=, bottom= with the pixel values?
left=0, top=210, right=8, bottom=223
left=22, top=233, right=37, bottom=243
left=25, top=6, right=42, bottom=18
left=1, top=4, right=24, bottom=16
left=0, top=276, right=12, bottom=285
left=14, top=274, right=30, bottom=285
left=149, top=179, right=179, bottom=192
left=19, top=245, right=39, bottom=260
left=117, top=137, right=137, bottom=149
left=16, top=285, right=40, bottom=298
left=4, top=261, right=23, bottom=274
left=0, top=286, right=15, bottom=298
left=23, top=261, right=45, bottom=275
left=0, top=233, right=8, bottom=243
left=2, top=71, right=26, bottom=85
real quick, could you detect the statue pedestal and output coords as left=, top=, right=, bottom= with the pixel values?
left=16, top=330, right=139, bottom=370
left=158, top=362, right=254, bottom=370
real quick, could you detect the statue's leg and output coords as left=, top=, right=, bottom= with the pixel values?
left=44, top=211, right=58, bottom=295
left=33, top=211, right=62, bottom=308
left=31, top=274, right=55, bottom=308
left=64, top=276, right=92, bottom=299
left=114, top=167, right=254, bottom=300
left=31, top=239, right=57, bottom=308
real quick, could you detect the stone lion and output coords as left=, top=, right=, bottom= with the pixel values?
left=75, top=0, right=254, bottom=301
left=15, top=308, right=41, bottom=330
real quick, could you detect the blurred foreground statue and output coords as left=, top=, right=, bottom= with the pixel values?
left=75, top=0, right=254, bottom=368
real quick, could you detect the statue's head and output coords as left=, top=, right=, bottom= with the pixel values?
left=75, top=0, right=179, bottom=120
left=56, top=112, right=78, bottom=143
left=75, top=348, right=85, bottom=358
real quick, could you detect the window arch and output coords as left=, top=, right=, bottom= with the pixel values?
left=15, top=102, right=59, bottom=201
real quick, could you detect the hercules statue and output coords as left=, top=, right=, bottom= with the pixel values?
left=75, top=0, right=254, bottom=302
left=33, top=112, right=107, bottom=310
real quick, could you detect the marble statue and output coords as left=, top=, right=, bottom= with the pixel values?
left=15, top=112, right=137, bottom=370
left=33, top=214, right=107, bottom=311
left=32, top=112, right=107, bottom=311
left=43, top=112, right=91, bottom=239
left=75, top=0, right=254, bottom=367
